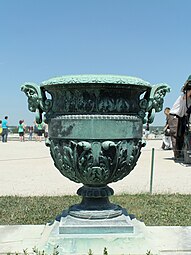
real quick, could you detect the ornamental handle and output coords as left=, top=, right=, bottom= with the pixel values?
left=21, top=83, right=52, bottom=123
left=146, top=83, right=171, bottom=123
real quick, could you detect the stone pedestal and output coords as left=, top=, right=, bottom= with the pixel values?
left=59, top=214, right=134, bottom=235
left=43, top=215, right=159, bottom=255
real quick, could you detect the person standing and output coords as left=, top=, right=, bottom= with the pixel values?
left=18, top=120, right=25, bottom=142
left=161, top=107, right=172, bottom=150
left=35, top=121, right=44, bottom=142
left=44, top=122, right=48, bottom=142
left=168, top=76, right=191, bottom=160
left=145, top=123, right=150, bottom=140
left=2, top=116, right=9, bottom=143
left=0, top=120, right=2, bottom=141
left=28, top=126, right=33, bottom=141
left=22, top=120, right=26, bottom=141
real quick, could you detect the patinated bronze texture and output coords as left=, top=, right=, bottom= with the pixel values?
left=21, top=74, right=170, bottom=218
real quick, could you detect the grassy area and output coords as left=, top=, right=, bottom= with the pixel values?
left=0, top=194, right=191, bottom=226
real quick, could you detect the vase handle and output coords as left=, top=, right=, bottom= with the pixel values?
left=146, top=83, right=171, bottom=123
left=21, top=83, right=52, bottom=123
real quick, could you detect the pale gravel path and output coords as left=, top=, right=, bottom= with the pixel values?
left=0, top=140, right=190, bottom=196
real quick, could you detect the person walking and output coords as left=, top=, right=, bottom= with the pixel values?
left=168, top=75, right=191, bottom=160
left=2, top=116, right=9, bottom=143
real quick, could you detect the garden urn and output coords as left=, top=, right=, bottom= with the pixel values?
left=21, top=74, right=170, bottom=219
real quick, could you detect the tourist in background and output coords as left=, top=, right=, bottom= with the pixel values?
left=33, top=122, right=38, bottom=141
left=28, top=126, right=33, bottom=141
left=22, top=120, right=26, bottom=141
left=161, top=107, right=172, bottom=150
left=35, top=120, right=44, bottom=142
left=168, top=75, right=191, bottom=160
left=44, top=122, right=49, bottom=143
left=18, top=120, right=25, bottom=142
left=22, top=120, right=26, bottom=140
left=0, top=120, right=2, bottom=141
left=145, top=123, right=150, bottom=140
left=2, top=116, right=9, bottom=143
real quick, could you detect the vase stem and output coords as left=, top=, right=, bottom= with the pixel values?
left=68, top=185, right=123, bottom=219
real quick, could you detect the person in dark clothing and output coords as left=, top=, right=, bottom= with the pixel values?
left=161, top=107, right=172, bottom=150
left=2, top=116, right=8, bottom=143
left=168, top=76, right=191, bottom=160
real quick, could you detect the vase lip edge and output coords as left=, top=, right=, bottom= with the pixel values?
left=40, top=74, right=153, bottom=87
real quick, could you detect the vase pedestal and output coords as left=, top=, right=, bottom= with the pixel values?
left=59, top=211, right=134, bottom=235
left=43, top=216, right=158, bottom=255
left=64, top=185, right=123, bottom=219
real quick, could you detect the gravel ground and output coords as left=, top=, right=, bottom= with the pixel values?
left=0, top=140, right=190, bottom=196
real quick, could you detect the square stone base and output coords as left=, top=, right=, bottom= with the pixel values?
left=59, top=214, right=134, bottom=234
left=1, top=224, right=191, bottom=254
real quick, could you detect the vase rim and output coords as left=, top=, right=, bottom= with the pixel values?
left=40, top=74, right=152, bottom=88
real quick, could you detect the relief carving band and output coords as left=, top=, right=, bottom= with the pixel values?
left=21, top=74, right=170, bottom=218
left=49, top=89, right=133, bottom=114
left=50, top=139, right=143, bottom=186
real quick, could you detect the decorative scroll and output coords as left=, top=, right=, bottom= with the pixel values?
left=145, top=83, right=171, bottom=123
left=21, top=83, right=52, bottom=123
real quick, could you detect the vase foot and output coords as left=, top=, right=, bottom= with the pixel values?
left=68, top=207, right=123, bottom=219
left=68, top=185, right=123, bottom=219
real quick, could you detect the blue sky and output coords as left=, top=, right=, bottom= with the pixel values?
left=0, top=0, right=191, bottom=126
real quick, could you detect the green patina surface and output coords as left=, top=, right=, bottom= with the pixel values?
left=41, top=74, right=152, bottom=87
left=21, top=74, right=170, bottom=215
